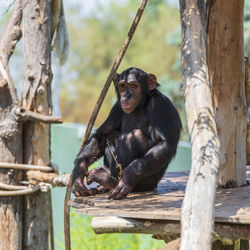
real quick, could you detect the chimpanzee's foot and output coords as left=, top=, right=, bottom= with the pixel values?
left=89, top=185, right=109, bottom=195
left=87, top=166, right=118, bottom=190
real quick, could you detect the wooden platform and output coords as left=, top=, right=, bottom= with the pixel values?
left=69, top=167, right=250, bottom=240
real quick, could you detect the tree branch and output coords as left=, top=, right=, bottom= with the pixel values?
left=179, top=0, right=220, bottom=249
left=0, top=0, right=22, bottom=104
left=16, top=107, right=63, bottom=124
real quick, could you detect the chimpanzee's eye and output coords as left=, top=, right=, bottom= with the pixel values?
left=119, top=84, right=127, bottom=92
left=131, top=84, right=137, bottom=89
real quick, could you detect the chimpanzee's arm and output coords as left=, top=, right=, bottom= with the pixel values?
left=122, top=137, right=175, bottom=188
left=73, top=101, right=122, bottom=196
left=75, top=101, right=122, bottom=166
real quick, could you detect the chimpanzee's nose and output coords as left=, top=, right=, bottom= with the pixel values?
left=122, top=89, right=133, bottom=100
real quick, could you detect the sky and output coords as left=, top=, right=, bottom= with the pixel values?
left=0, top=0, right=179, bottom=17
left=0, top=0, right=117, bottom=16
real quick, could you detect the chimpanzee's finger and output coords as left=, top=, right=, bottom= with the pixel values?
left=75, top=190, right=80, bottom=197
left=86, top=176, right=93, bottom=185
left=108, top=185, right=122, bottom=199
left=79, top=162, right=89, bottom=176
left=113, top=186, right=129, bottom=200
left=74, top=178, right=92, bottom=196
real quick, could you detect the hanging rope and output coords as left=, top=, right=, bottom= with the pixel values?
left=64, top=1, right=148, bottom=249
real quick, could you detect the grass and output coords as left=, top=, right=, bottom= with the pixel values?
left=57, top=211, right=165, bottom=250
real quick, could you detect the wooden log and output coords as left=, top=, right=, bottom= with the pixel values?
left=22, top=0, right=53, bottom=249
left=0, top=1, right=23, bottom=249
left=179, top=1, right=220, bottom=249
left=91, top=216, right=250, bottom=242
left=245, top=57, right=250, bottom=164
left=207, top=0, right=247, bottom=187
left=92, top=216, right=180, bottom=235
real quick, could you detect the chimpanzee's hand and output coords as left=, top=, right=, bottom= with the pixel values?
left=72, top=160, right=92, bottom=197
left=108, top=177, right=132, bottom=200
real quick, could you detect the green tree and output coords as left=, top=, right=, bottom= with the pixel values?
left=60, top=0, right=184, bottom=135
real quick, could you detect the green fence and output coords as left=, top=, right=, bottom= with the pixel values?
left=51, top=124, right=191, bottom=249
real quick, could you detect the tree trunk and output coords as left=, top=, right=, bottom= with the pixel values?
left=22, top=0, right=52, bottom=249
left=179, top=0, right=220, bottom=249
left=245, top=58, right=250, bottom=164
left=0, top=1, right=23, bottom=249
left=207, top=0, right=246, bottom=187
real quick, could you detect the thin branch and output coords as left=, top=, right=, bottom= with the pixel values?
left=0, top=0, right=22, bottom=64
left=16, top=107, right=63, bottom=124
left=0, top=1, right=15, bottom=16
left=0, top=0, right=22, bottom=104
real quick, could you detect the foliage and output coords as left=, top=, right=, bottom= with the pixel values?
left=56, top=211, right=165, bottom=250
left=60, top=0, right=186, bottom=136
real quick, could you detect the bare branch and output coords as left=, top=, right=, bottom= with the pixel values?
left=0, top=0, right=22, bottom=64
left=16, top=107, right=63, bottom=124
left=0, top=0, right=23, bottom=104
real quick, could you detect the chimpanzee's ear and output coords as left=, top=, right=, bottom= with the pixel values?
left=147, top=73, right=157, bottom=91
left=113, top=73, right=119, bottom=86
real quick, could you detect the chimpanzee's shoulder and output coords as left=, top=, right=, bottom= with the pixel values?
left=148, top=89, right=176, bottom=110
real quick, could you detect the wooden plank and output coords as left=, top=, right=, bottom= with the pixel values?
left=91, top=216, right=250, bottom=240
left=69, top=167, right=250, bottom=225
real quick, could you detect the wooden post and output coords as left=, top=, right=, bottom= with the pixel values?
left=207, top=0, right=247, bottom=188
left=0, top=1, right=23, bottom=249
left=179, top=0, right=220, bottom=249
left=245, top=57, right=250, bottom=164
left=22, top=0, right=52, bottom=248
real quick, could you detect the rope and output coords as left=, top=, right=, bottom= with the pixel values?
left=0, top=162, right=53, bottom=172
left=64, top=1, right=148, bottom=249
left=0, top=182, right=52, bottom=196
left=0, top=181, right=30, bottom=190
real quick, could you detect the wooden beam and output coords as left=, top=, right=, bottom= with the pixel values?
left=245, top=57, right=250, bottom=164
left=0, top=1, right=23, bottom=249
left=22, top=0, right=53, bottom=248
left=207, top=0, right=246, bottom=187
left=91, top=216, right=250, bottom=242
left=178, top=0, right=220, bottom=249
left=92, top=216, right=180, bottom=235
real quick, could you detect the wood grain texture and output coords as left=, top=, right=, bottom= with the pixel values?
left=69, top=168, right=250, bottom=225
left=0, top=1, right=23, bottom=249
left=208, top=0, right=247, bottom=187
left=178, top=1, right=221, bottom=249
left=22, top=0, right=52, bottom=249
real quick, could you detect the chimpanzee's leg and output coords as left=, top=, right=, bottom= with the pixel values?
left=86, top=132, right=120, bottom=191
left=110, top=129, right=150, bottom=179
left=87, top=166, right=118, bottom=190
left=87, top=130, right=150, bottom=191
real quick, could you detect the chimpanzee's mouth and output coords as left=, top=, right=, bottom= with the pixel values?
left=122, top=101, right=136, bottom=113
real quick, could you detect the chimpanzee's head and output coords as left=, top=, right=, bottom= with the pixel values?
left=113, top=67, right=157, bottom=114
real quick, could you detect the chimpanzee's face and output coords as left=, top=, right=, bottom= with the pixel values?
left=117, top=73, right=142, bottom=114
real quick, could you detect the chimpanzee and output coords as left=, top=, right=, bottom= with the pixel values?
left=73, top=67, right=182, bottom=199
